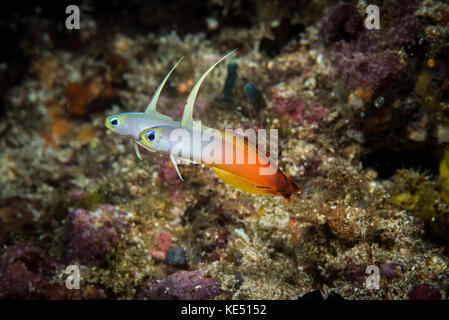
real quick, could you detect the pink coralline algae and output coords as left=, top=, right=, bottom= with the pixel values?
left=271, top=94, right=327, bottom=124
left=156, top=231, right=172, bottom=251
left=156, top=156, right=179, bottom=184
left=149, top=231, right=173, bottom=260
left=271, top=94, right=303, bottom=123
left=137, top=270, right=221, bottom=300
left=304, top=103, right=329, bottom=124
left=61, top=205, right=128, bottom=267
left=321, top=1, right=419, bottom=91
left=0, top=243, right=59, bottom=299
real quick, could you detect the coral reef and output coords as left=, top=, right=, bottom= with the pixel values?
left=322, top=0, right=419, bottom=91
left=0, top=243, right=60, bottom=299
left=408, top=283, right=442, bottom=300
left=380, top=263, right=403, bottom=279
left=61, top=205, right=129, bottom=267
left=1, top=0, right=449, bottom=300
left=137, top=270, right=221, bottom=300
left=0, top=242, right=114, bottom=299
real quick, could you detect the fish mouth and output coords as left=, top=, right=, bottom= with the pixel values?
left=135, top=139, right=156, bottom=152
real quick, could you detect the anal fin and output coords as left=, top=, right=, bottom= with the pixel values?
left=212, top=167, right=277, bottom=197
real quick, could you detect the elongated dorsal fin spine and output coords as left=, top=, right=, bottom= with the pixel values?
left=180, top=49, right=237, bottom=128
left=145, top=57, right=184, bottom=114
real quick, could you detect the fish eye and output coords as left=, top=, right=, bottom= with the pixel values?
left=145, top=130, right=156, bottom=142
left=109, top=117, right=119, bottom=127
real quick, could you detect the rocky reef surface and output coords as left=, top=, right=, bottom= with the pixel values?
left=1, top=0, right=449, bottom=299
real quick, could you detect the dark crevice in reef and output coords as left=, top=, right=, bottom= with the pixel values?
left=259, top=19, right=305, bottom=57
left=361, top=147, right=439, bottom=180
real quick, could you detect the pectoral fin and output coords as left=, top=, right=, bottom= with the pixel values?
left=145, top=57, right=183, bottom=114
left=180, top=49, right=237, bottom=128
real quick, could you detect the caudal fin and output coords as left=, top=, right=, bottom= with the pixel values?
left=288, top=176, right=302, bottom=192
left=279, top=191, right=292, bottom=201
left=276, top=171, right=302, bottom=200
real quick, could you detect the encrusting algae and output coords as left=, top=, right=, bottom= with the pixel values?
left=391, top=147, right=449, bottom=241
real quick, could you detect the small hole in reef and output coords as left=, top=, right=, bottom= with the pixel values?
left=259, top=19, right=305, bottom=57
left=361, top=147, right=439, bottom=180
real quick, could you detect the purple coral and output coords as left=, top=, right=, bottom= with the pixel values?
left=0, top=242, right=116, bottom=299
left=320, top=2, right=363, bottom=44
left=380, top=263, right=403, bottom=279
left=344, top=263, right=365, bottom=283
left=321, top=1, right=419, bottom=91
left=330, top=41, right=405, bottom=89
left=0, top=243, right=59, bottom=299
left=61, top=205, right=128, bottom=267
left=137, top=270, right=221, bottom=300
left=409, top=283, right=442, bottom=300
left=387, top=15, right=420, bottom=48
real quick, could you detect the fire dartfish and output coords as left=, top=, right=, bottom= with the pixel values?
left=106, top=50, right=301, bottom=200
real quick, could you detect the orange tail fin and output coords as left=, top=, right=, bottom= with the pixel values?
left=277, top=171, right=302, bottom=200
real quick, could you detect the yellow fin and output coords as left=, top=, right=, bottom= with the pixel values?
left=212, top=167, right=277, bottom=197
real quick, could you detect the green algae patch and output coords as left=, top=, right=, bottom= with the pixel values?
left=391, top=165, right=449, bottom=241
